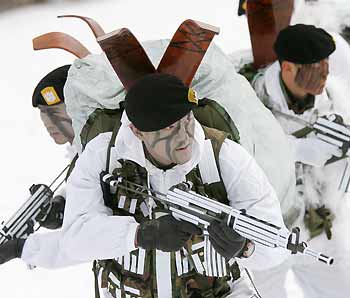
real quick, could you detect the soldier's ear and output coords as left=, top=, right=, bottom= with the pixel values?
left=281, top=61, right=295, bottom=74
left=129, top=124, right=145, bottom=141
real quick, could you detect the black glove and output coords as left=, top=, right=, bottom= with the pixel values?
left=0, top=238, right=26, bottom=265
left=36, top=195, right=66, bottom=230
left=136, top=214, right=201, bottom=252
left=208, top=220, right=248, bottom=259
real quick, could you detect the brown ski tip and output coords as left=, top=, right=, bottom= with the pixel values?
left=33, top=32, right=91, bottom=58
left=158, top=19, right=220, bottom=87
left=183, top=19, right=220, bottom=35
left=97, top=28, right=156, bottom=91
left=57, top=15, right=105, bottom=38
left=246, top=0, right=294, bottom=69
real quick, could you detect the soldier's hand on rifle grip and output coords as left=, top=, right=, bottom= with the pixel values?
left=208, top=220, right=254, bottom=259
left=0, top=238, right=26, bottom=265
left=36, top=195, right=66, bottom=230
left=135, top=214, right=201, bottom=252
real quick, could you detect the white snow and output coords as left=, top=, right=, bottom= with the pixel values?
left=0, top=0, right=349, bottom=297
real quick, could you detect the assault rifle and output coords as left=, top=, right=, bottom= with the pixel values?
left=102, top=173, right=334, bottom=266
left=0, top=165, right=69, bottom=245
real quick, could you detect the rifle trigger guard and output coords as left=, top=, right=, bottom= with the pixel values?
left=287, top=227, right=301, bottom=254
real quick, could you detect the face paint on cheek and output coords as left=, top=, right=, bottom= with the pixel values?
left=146, top=125, right=181, bottom=163
left=169, top=119, right=195, bottom=164
left=166, top=124, right=182, bottom=162
left=145, top=114, right=195, bottom=164
left=144, top=130, right=175, bottom=164
left=46, top=112, right=74, bottom=143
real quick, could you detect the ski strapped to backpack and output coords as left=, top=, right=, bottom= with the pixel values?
left=33, top=32, right=91, bottom=58
left=57, top=15, right=106, bottom=38
left=97, top=28, right=157, bottom=91
left=96, top=19, right=219, bottom=90
left=156, top=20, right=219, bottom=86
left=246, top=0, right=294, bottom=69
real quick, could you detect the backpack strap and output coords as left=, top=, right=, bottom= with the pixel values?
left=198, top=132, right=222, bottom=185
left=100, top=119, right=123, bottom=209
left=105, top=119, right=122, bottom=172
left=197, top=125, right=231, bottom=205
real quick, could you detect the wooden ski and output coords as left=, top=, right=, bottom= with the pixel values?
left=57, top=15, right=105, bottom=38
left=32, top=32, right=91, bottom=58
left=97, top=28, right=156, bottom=91
left=157, top=19, right=219, bottom=87
left=97, top=19, right=219, bottom=90
left=246, top=0, right=294, bottom=69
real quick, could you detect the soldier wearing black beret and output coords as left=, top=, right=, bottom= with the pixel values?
left=31, top=66, right=75, bottom=229
left=252, top=23, right=350, bottom=298
left=253, top=24, right=338, bottom=115
left=253, top=23, right=348, bottom=165
left=32, top=65, right=74, bottom=145
left=272, top=24, right=336, bottom=113
left=0, top=66, right=76, bottom=266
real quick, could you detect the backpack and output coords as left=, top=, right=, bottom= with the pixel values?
left=80, top=98, right=240, bottom=152
left=64, top=41, right=297, bottom=226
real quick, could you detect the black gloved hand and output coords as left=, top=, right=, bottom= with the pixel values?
left=36, top=195, right=66, bottom=230
left=136, top=214, right=202, bottom=252
left=0, top=238, right=26, bottom=265
left=208, top=220, right=248, bottom=259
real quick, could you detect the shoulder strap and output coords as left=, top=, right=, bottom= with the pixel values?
left=198, top=125, right=229, bottom=204
left=105, top=119, right=122, bottom=172
left=200, top=126, right=228, bottom=181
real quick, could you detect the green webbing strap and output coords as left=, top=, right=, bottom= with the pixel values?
left=105, top=120, right=122, bottom=172
left=92, top=261, right=101, bottom=298
left=292, top=126, right=314, bottom=139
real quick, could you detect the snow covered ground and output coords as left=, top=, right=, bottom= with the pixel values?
left=0, top=0, right=349, bottom=297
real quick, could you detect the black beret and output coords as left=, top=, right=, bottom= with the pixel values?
left=125, top=73, right=198, bottom=132
left=32, top=65, right=71, bottom=107
left=274, top=24, right=336, bottom=64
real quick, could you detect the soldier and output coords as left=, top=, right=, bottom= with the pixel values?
left=13, top=73, right=286, bottom=297
left=32, top=65, right=74, bottom=146
left=251, top=24, right=350, bottom=298
left=0, top=66, right=74, bottom=265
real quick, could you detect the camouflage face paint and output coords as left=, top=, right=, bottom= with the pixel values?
left=143, top=112, right=195, bottom=166
left=294, top=59, right=329, bottom=95
left=39, top=104, right=74, bottom=145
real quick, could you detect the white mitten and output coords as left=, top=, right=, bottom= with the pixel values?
left=292, top=137, right=342, bottom=167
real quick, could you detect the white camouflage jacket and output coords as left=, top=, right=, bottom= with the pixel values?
left=21, top=117, right=288, bottom=278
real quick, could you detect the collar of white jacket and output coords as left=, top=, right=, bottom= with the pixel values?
left=113, top=111, right=205, bottom=175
